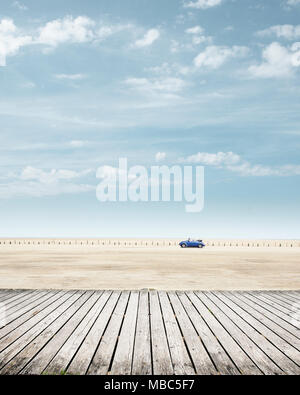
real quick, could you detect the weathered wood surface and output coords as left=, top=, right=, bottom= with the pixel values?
left=0, top=290, right=299, bottom=375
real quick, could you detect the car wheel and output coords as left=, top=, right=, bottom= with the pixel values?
left=198, top=245, right=203, bottom=248
left=181, top=244, right=187, bottom=248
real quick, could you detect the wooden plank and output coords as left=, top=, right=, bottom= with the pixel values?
left=196, top=292, right=282, bottom=375
left=276, top=292, right=300, bottom=304
left=186, top=292, right=259, bottom=375
left=270, top=291, right=300, bottom=303
left=158, top=291, right=195, bottom=375
left=205, top=292, right=300, bottom=375
left=1, top=291, right=91, bottom=375
left=260, top=291, right=298, bottom=308
left=44, top=291, right=111, bottom=375
left=0, top=291, right=81, bottom=371
left=3, top=290, right=34, bottom=306
left=20, top=291, right=102, bottom=375
left=0, top=291, right=34, bottom=309
left=285, top=291, right=300, bottom=302
left=0, top=290, right=9, bottom=298
left=0, top=291, right=73, bottom=351
left=4, top=291, right=40, bottom=314
left=168, top=292, right=216, bottom=375
left=87, top=291, right=130, bottom=375
left=0, top=290, right=298, bottom=376
left=5, top=291, right=47, bottom=320
left=276, top=291, right=300, bottom=303
left=178, top=292, right=240, bottom=375
left=132, top=291, right=152, bottom=375
left=0, top=290, right=23, bottom=300
left=149, top=291, right=173, bottom=375
left=67, top=291, right=120, bottom=375
left=246, top=292, right=300, bottom=327
left=0, top=291, right=20, bottom=304
left=230, top=292, right=300, bottom=350
left=242, top=292, right=300, bottom=338
left=215, top=292, right=300, bottom=365
left=110, top=291, right=139, bottom=375
left=0, top=290, right=8, bottom=298
left=0, top=291, right=65, bottom=341
left=260, top=292, right=300, bottom=314
left=256, top=293, right=299, bottom=318
left=3, top=291, right=57, bottom=328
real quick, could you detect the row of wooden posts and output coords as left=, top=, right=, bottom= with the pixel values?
left=0, top=240, right=299, bottom=247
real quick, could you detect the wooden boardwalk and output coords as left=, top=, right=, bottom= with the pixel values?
left=0, top=290, right=299, bottom=375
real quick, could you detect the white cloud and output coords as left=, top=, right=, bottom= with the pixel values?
left=192, top=36, right=212, bottom=45
left=146, top=62, right=192, bottom=77
left=170, top=40, right=180, bottom=53
left=0, top=166, right=94, bottom=198
left=96, top=24, right=132, bottom=42
left=228, top=163, right=300, bottom=177
left=20, top=81, right=36, bottom=88
left=12, top=1, right=28, bottom=11
left=69, top=140, right=90, bottom=148
left=97, top=26, right=118, bottom=41
left=179, top=151, right=300, bottom=177
left=185, top=26, right=204, bottom=35
left=3, top=141, right=92, bottom=151
left=124, top=77, right=187, bottom=94
left=146, top=62, right=173, bottom=75
left=0, top=16, right=133, bottom=66
left=38, top=16, right=95, bottom=47
left=286, top=0, right=300, bottom=5
left=185, top=25, right=212, bottom=46
left=0, top=181, right=94, bottom=198
left=20, top=166, right=92, bottom=184
left=257, top=25, right=300, bottom=40
left=54, top=73, right=87, bottom=80
left=12, top=143, right=49, bottom=151
left=133, top=29, right=160, bottom=48
left=155, top=152, right=167, bottom=162
left=0, top=18, right=32, bottom=66
left=194, top=45, right=249, bottom=69
left=184, top=0, right=223, bottom=9
left=0, top=19, right=16, bottom=35
left=96, top=166, right=136, bottom=181
left=97, top=166, right=117, bottom=179
left=38, top=17, right=131, bottom=49
left=248, top=42, right=300, bottom=78
left=179, top=152, right=241, bottom=166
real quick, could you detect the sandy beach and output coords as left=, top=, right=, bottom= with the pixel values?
left=0, top=241, right=299, bottom=290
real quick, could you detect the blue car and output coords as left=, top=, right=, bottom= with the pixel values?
left=179, top=239, right=206, bottom=248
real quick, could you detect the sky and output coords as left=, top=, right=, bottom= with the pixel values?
left=0, top=0, right=300, bottom=239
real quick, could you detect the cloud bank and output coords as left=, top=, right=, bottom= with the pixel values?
left=248, top=42, right=300, bottom=78
left=179, top=152, right=300, bottom=177
left=184, top=0, right=223, bottom=10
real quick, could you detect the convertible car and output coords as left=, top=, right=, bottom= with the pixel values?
left=179, top=239, right=206, bottom=248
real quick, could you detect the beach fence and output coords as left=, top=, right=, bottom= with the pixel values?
left=0, top=239, right=299, bottom=248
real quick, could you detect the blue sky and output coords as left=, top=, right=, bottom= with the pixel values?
left=0, top=0, right=300, bottom=238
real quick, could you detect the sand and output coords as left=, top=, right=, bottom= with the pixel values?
left=0, top=243, right=299, bottom=290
